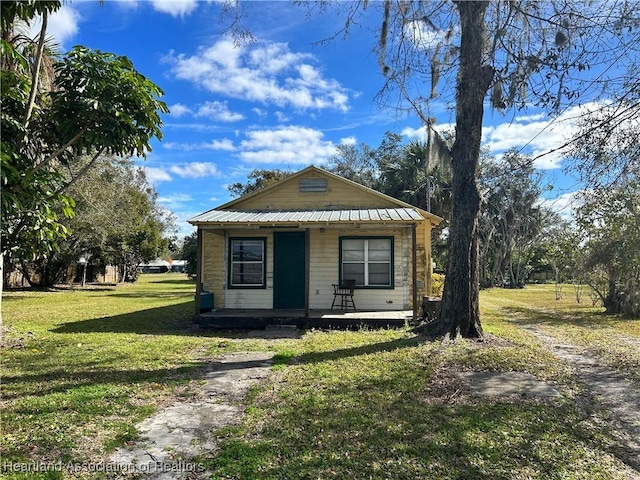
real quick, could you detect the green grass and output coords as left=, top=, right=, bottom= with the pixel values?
left=1, top=274, right=276, bottom=477
left=202, top=328, right=625, bottom=479
left=482, top=285, right=640, bottom=381
left=2, top=279, right=637, bottom=479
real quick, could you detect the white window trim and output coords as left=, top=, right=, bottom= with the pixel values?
left=341, top=237, right=393, bottom=288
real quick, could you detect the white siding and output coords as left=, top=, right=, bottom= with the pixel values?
left=308, top=227, right=410, bottom=310
left=210, top=226, right=414, bottom=311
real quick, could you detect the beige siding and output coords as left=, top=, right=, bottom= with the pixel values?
left=198, top=167, right=439, bottom=312
left=308, top=227, right=413, bottom=310
left=231, top=171, right=402, bottom=211
left=203, top=223, right=434, bottom=311
left=202, top=230, right=274, bottom=310
left=202, top=222, right=434, bottom=311
left=201, top=230, right=225, bottom=309
left=225, top=232, right=273, bottom=309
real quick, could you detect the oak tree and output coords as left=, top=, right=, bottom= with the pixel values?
left=300, top=0, right=640, bottom=337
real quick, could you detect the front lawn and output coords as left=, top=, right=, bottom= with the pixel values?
left=1, top=278, right=636, bottom=479
left=1, top=274, right=270, bottom=477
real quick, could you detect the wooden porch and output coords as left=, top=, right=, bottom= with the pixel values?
left=195, top=309, right=414, bottom=330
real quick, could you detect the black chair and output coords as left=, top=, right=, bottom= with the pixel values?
left=331, top=279, right=356, bottom=311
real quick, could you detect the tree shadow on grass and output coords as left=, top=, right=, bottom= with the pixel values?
left=51, top=302, right=245, bottom=338
left=148, top=278, right=195, bottom=285
left=206, top=360, right=611, bottom=480
left=502, top=305, right=617, bottom=330
left=107, top=292, right=194, bottom=299
left=292, top=335, right=426, bottom=366
left=2, top=355, right=271, bottom=401
left=2, top=361, right=205, bottom=404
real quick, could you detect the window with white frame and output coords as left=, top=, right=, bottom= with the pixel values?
left=229, top=238, right=266, bottom=288
left=340, top=237, right=393, bottom=287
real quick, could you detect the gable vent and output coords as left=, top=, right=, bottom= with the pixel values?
left=299, top=177, right=327, bottom=192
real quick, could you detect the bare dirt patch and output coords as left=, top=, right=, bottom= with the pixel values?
left=0, top=325, right=35, bottom=349
left=458, top=371, right=562, bottom=398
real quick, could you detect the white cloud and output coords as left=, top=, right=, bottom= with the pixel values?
left=538, top=190, right=583, bottom=220
left=158, top=193, right=193, bottom=210
left=28, top=6, right=80, bottom=48
left=163, top=139, right=235, bottom=151
left=167, top=101, right=243, bottom=122
left=49, top=6, right=80, bottom=42
left=238, top=126, right=339, bottom=164
left=144, top=167, right=173, bottom=184
left=340, top=136, right=357, bottom=146
left=482, top=118, right=569, bottom=169
left=402, top=123, right=453, bottom=142
left=163, top=122, right=223, bottom=133
left=170, top=162, right=222, bottom=178
left=195, top=101, right=245, bottom=122
left=403, top=103, right=605, bottom=170
left=144, top=162, right=224, bottom=183
left=165, top=38, right=350, bottom=111
left=114, top=0, right=140, bottom=11
left=151, top=0, right=199, bottom=17
left=405, top=21, right=458, bottom=51
left=274, top=111, right=290, bottom=122
left=401, top=125, right=428, bottom=140
left=168, top=103, right=192, bottom=117
left=480, top=105, right=602, bottom=169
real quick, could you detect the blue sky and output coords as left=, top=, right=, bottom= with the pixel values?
left=41, top=0, right=594, bottom=237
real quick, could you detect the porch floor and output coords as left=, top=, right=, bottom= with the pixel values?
left=196, top=309, right=414, bottom=329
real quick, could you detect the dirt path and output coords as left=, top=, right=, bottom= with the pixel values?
left=522, top=324, right=640, bottom=475
left=108, top=351, right=274, bottom=479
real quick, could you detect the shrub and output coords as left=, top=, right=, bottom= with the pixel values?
left=431, top=273, right=445, bottom=297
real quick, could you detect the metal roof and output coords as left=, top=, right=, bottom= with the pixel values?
left=188, top=208, right=424, bottom=225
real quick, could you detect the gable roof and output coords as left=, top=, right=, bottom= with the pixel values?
left=189, top=165, right=442, bottom=225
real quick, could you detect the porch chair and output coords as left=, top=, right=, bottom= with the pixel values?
left=331, top=279, right=357, bottom=311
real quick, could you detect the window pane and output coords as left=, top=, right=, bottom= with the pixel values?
left=342, top=239, right=364, bottom=261
left=232, top=263, right=263, bottom=285
left=368, top=263, right=390, bottom=285
left=368, top=249, right=390, bottom=261
left=232, top=240, right=263, bottom=262
left=230, top=239, right=264, bottom=286
left=368, top=239, right=390, bottom=261
left=342, top=263, right=364, bottom=286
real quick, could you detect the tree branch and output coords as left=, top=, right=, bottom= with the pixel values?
left=22, top=10, right=48, bottom=128
left=55, top=147, right=106, bottom=195
left=33, top=129, right=86, bottom=172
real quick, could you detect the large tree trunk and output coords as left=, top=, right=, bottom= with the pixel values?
left=604, top=276, right=623, bottom=314
left=428, top=1, right=493, bottom=339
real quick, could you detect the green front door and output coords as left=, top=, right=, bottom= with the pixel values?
left=274, top=231, right=306, bottom=309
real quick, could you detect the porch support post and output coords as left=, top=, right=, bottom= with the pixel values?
left=305, top=228, right=311, bottom=319
left=412, top=223, right=418, bottom=323
left=195, top=227, right=203, bottom=319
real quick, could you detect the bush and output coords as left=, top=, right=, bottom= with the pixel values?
left=431, top=273, right=445, bottom=297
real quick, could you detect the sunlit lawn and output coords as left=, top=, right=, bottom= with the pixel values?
left=482, top=285, right=640, bottom=381
left=1, top=277, right=637, bottom=479
left=1, top=274, right=273, bottom=477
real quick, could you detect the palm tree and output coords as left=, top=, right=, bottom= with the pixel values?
left=379, top=137, right=452, bottom=220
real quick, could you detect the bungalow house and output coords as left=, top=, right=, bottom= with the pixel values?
left=188, top=165, right=442, bottom=328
